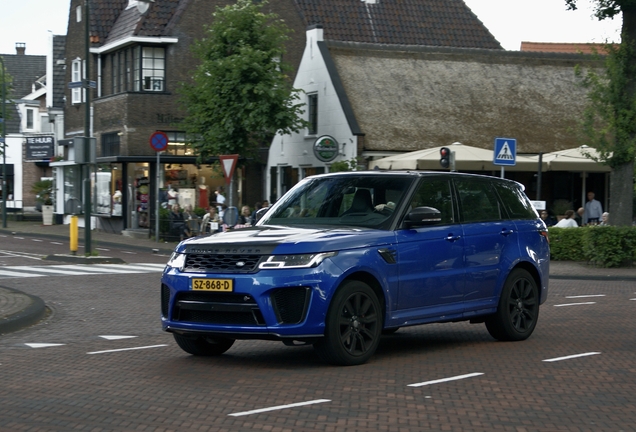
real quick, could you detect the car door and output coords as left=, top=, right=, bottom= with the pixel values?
left=393, top=178, right=465, bottom=321
left=454, top=178, right=519, bottom=314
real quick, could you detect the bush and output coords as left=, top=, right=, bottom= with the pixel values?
left=548, top=226, right=636, bottom=267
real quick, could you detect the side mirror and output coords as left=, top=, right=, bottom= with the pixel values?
left=404, top=206, right=442, bottom=228
left=255, top=206, right=269, bottom=223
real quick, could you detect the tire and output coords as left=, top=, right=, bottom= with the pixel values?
left=173, top=333, right=235, bottom=356
left=314, top=280, right=383, bottom=366
left=486, top=269, right=539, bottom=341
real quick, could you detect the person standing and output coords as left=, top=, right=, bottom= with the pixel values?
left=584, top=192, right=603, bottom=225
left=540, top=210, right=556, bottom=227
left=213, top=186, right=226, bottom=217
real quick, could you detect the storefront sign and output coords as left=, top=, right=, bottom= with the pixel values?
left=313, top=135, right=339, bottom=162
left=26, top=136, right=54, bottom=159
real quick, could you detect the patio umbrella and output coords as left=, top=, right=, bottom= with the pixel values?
left=371, top=143, right=545, bottom=172
left=538, top=145, right=610, bottom=172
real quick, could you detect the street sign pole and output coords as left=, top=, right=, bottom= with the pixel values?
left=83, top=0, right=92, bottom=255
left=149, top=131, right=169, bottom=242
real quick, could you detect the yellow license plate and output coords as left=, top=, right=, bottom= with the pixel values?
left=192, top=278, right=233, bottom=292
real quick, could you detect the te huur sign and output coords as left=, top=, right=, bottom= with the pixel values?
left=26, top=136, right=54, bottom=160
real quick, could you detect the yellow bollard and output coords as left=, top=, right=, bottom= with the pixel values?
left=70, top=215, right=78, bottom=255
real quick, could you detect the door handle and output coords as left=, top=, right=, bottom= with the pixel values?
left=500, top=228, right=514, bottom=236
left=445, top=234, right=461, bottom=242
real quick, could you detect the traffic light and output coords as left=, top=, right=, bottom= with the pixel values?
left=440, top=147, right=450, bottom=169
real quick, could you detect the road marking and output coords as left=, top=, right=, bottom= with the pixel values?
left=25, top=343, right=66, bottom=348
left=50, top=242, right=63, bottom=245
left=87, top=344, right=168, bottom=355
left=554, top=302, right=596, bottom=307
left=99, top=335, right=138, bottom=340
left=543, top=352, right=601, bottom=362
left=565, top=295, right=605, bottom=298
left=31, top=239, right=43, bottom=242
left=122, top=251, right=137, bottom=254
left=228, top=399, right=331, bottom=417
left=407, top=372, right=484, bottom=387
left=96, top=248, right=110, bottom=251
left=0, top=263, right=165, bottom=279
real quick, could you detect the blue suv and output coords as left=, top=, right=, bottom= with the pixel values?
left=161, top=172, right=549, bottom=365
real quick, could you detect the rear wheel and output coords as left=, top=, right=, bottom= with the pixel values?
left=486, top=269, right=539, bottom=341
left=314, top=280, right=382, bottom=366
left=173, top=333, right=235, bottom=356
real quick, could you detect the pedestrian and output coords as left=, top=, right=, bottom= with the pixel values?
left=574, top=207, right=585, bottom=226
left=213, top=186, right=226, bottom=215
left=169, top=204, right=191, bottom=240
left=554, top=209, right=578, bottom=228
left=540, top=210, right=556, bottom=227
left=599, top=212, right=610, bottom=226
left=584, top=192, right=603, bottom=225
left=238, top=205, right=252, bottom=225
left=200, top=206, right=221, bottom=234
left=250, top=202, right=262, bottom=225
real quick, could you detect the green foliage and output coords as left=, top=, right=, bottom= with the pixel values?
left=549, top=226, right=636, bottom=267
left=179, top=0, right=308, bottom=162
left=194, top=207, right=206, bottom=217
left=547, top=227, right=587, bottom=261
left=159, top=207, right=171, bottom=234
left=31, top=179, right=53, bottom=205
left=329, top=158, right=359, bottom=172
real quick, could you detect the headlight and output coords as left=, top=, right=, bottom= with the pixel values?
left=166, top=252, right=186, bottom=271
left=258, top=252, right=337, bottom=269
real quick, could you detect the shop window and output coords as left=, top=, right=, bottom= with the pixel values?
left=134, top=46, right=165, bottom=92
left=101, top=132, right=120, bottom=157
left=63, top=165, right=83, bottom=214
left=307, top=93, right=318, bottom=135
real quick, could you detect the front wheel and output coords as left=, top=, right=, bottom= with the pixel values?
left=314, top=280, right=383, bottom=366
left=173, top=333, right=235, bottom=356
left=486, top=269, right=539, bottom=341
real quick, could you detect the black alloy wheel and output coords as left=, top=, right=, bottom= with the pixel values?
left=486, top=268, right=539, bottom=341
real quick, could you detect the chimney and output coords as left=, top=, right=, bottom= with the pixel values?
left=15, top=42, right=26, bottom=55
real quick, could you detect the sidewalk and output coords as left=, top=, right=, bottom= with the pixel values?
left=1, top=219, right=635, bottom=335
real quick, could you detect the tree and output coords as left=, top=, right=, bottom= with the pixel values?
left=179, top=0, right=308, bottom=162
left=566, top=0, right=636, bottom=226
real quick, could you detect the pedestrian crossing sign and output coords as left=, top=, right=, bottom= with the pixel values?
left=493, top=137, right=516, bottom=166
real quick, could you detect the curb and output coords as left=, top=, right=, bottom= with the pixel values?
left=0, top=288, right=47, bottom=335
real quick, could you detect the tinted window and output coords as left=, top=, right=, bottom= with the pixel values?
left=409, top=178, right=455, bottom=224
left=493, top=182, right=538, bottom=220
left=454, top=179, right=502, bottom=223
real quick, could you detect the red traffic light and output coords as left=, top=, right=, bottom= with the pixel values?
left=439, top=147, right=450, bottom=168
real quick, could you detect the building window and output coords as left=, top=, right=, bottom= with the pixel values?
left=307, top=93, right=318, bottom=135
left=134, top=46, right=165, bottom=92
left=101, top=132, right=121, bottom=157
left=164, top=131, right=192, bottom=156
left=112, top=50, right=129, bottom=94
left=71, top=58, right=83, bottom=103
left=26, top=109, right=34, bottom=130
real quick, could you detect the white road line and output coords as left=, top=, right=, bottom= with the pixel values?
left=122, top=251, right=137, bottom=254
left=543, top=352, right=601, bottom=362
left=228, top=399, right=331, bottom=417
left=565, top=295, right=606, bottom=298
left=407, top=372, right=484, bottom=388
left=0, top=269, right=41, bottom=277
left=630, top=298, right=636, bottom=301
left=95, top=248, right=110, bottom=251
left=31, top=239, right=43, bottom=242
left=554, top=302, right=596, bottom=307
left=8, top=266, right=97, bottom=276
left=87, top=344, right=168, bottom=355
left=50, top=242, right=63, bottom=245
left=25, top=343, right=66, bottom=348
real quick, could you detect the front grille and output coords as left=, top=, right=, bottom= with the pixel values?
left=183, top=253, right=262, bottom=273
left=172, top=291, right=265, bottom=326
left=271, top=287, right=311, bottom=324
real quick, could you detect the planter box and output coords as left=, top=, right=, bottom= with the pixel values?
left=42, top=205, right=54, bottom=226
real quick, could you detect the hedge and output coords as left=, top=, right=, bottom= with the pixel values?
left=548, top=226, right=636, bottom=268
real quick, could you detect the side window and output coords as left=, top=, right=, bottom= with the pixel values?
left=409, top=179, right=454, bottom=224
left=493, top=182, right=538, bottom=220
left=455, top=179, right=502, bottom=223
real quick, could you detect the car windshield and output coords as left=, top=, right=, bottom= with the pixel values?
left=259, top=174, right=414, bottom=229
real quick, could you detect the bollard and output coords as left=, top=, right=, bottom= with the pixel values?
left=70, top=215, right=78, bottom=255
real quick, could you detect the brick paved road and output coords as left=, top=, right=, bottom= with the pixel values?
left=0, top=273, right=634, bottom=431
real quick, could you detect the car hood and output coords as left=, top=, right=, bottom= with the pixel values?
left=177, top=225, right=395, bottom=255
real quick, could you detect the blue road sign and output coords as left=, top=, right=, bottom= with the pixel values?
left=493, top=137, right=516, bottom=166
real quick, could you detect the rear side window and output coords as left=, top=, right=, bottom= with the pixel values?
left=454, top=179, right=502, bottom=223
left=493, top=182, right=538, bottom=220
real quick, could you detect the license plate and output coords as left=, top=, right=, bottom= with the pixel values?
left=192, top=278, right=233, bottom=292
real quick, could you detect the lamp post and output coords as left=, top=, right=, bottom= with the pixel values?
left=1, top=55, right=7, bottom=228
left=83, top=0, right=92, bottom=254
